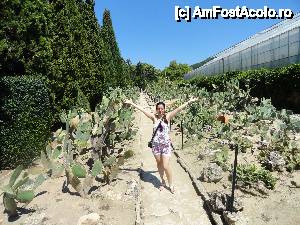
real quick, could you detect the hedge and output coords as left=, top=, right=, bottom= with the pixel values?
left=0, top=76, right=51, bottom=169
left=187, top=64, right=300, bottom=112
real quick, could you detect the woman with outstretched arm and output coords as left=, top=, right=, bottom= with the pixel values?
left=124, top=97, right=198, bottom=193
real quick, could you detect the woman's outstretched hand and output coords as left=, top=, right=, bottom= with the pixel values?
left=188, top=96, right=199, bottom=104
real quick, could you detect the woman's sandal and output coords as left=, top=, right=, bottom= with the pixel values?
left=159, top=180, right=166, bottom=191
left=169, top=185, right=175, bottom=194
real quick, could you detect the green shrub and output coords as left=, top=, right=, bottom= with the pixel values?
left=0, top=76, right=51, bottom=169
left=236, top=164, right=277, bottom=190
left=188, top=64, right=300, bottom=112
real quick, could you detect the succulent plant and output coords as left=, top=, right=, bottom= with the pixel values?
left=65, top=159, right=103, bottom=197
left=0, top=165, right=46, bottom=216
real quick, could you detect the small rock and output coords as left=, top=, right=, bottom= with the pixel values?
left=223, top=211, right=249, bottom=225
left=201, top=163, right=223, bottom=183
left=77, top=213, right=100, bottom=225
left=208, top=191, right=243, bottom=213
left=291, top=180, right=300, bottom=188
left=264, top=151, right=285, bottom=172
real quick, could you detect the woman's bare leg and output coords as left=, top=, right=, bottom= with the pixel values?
left=162, top=155, right=174, bottom=193
left=154, top=154, right=165, bottom=189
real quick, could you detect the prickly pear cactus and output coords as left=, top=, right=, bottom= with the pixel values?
left=1, top=165, right=46, bottom=216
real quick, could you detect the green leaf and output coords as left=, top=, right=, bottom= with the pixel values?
left=46, top=145, right=52, bottom=159
left=16, top=190, right=35, bottom=203
left=9, top=165, right=23, bottom=187
left=110, top=165, right=119, bottom=181
left=103, top=156, right=117, bottom=166
left=50, top=162, right=65, bottom=177
left=40, top=150, right=50, bottom=168
left=52, top=147, right=62, bottom=159
left=91, top=160, right=103, bottom=177
left=71, top=163, right=86, bottom=178
left=12, top=177, right=29, bottom=191
left=1, top=185, right=15, bottom=197
left=33, top=174, right=46, bottom=190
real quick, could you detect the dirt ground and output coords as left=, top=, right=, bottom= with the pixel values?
left=170, top=123, right=300, bottom=225
left=0, top=118, right=141, bottom=225
left=2, top=91, right=298, bottom=225
left=0, top=93, right=212, bottom=225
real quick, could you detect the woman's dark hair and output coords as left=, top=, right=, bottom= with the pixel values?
left=155, top=102, right=168, bottom=124
left=156, top=102, right=165, bottom=109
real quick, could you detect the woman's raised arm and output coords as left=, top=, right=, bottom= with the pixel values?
left=166, top=97, right=198, bottom=121
left=124, top=99, right=155, bottom=121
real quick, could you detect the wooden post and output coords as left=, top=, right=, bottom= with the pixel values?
left=229, top=144, right=239, bottom=212
left=181, top=120, right=183, bottom=150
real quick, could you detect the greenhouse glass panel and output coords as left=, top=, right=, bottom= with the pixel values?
left=280, top=32, right=289, bottom=47
left=262, top=40, right=268, bottom=52
left=266, top=39, right=272, bottom=51
left=274, top=48, right=280, bottom=60
left=289, top=55, right=300, bottom=64
left=224, top=64, right=229, bottom=72
left=257, top=43, right=264, bottom=55
left=289, top=28, right=299, bottom=43
left=224, top=57, right=228, bottom=65
left=281, top=57, right=289, bottom=65
left=279, top=45, right=289, bottom=58
left=258, top=53, right=263, bottom=64
left=289, top=41, right=300, bottom=57
left=272, top=36, right=280, bottom=49
left=252, top=54, right=258, bottom=66
left=265, top=50, right=272, bottom=63
left=230, top=55, right=234, bottom=62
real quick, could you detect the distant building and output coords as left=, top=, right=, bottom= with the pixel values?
left=184, top=13, right=300, bottom=79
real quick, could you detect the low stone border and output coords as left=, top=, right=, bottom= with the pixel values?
left=135, top=162, right=144, bottom=225
left=173, top=149, right=224, bottom=225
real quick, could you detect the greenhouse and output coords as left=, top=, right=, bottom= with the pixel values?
left=185, top=13, right=300, bottom=79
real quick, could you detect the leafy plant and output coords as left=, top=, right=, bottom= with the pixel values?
left=0, top=165, right=46, bottom=216
left=41, top=88, right=138, bottom=197
left=236, top=164, right=277, bottom=190
left=213, top=146, right=229, bottom=171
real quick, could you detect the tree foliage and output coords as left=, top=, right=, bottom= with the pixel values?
left=101, top=9, right=130, bottom=88
left=161, top=60, right=191, bottom=81
left=0, top=0, right=133, bottom=125
left=132, top=62, right=160, bottom=89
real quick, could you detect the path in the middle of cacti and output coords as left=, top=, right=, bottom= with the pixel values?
left=136, top=92, right=211, bottom=225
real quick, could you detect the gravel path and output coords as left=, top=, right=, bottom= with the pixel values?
left=137, top=92, right=212, bottom=225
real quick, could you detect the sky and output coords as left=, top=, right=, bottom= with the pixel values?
left=94, top=0, right=300, bottom=70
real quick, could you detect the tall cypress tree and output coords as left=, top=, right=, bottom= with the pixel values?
left=48, top=0, right=108, bottom=116
left=1, top=0, right=130, bottom=124
left=75, top=1, right=109, bottom=109
left=0, top=0, right=53, bottom=77
left=48, top=0, right=84, bottom=117
left=101, top=9, right=128, bottom=88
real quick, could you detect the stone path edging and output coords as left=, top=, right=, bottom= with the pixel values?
left=173, top=149, right=224, bottom=225
left=135, top=163, right=144, bottom=225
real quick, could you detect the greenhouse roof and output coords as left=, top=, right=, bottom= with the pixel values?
left=206, top=13, right=300, bottom=65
